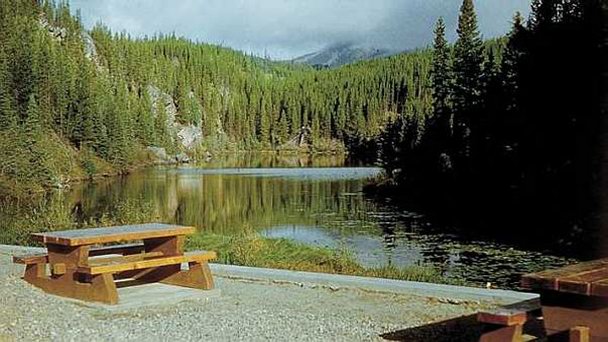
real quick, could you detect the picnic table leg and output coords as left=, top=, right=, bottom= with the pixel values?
left=23, top=244, right=119, bottom=305
left=159, top=261, right=215, bottom=290
left=479, top=324, right=523, bottom=342
left=135, top=236, right=214, bottom=289
left=136, top=235, right=183, bottom=281
left=23, top=262, right=46, bottom=281
left=570, top=326, right=590, bottom=342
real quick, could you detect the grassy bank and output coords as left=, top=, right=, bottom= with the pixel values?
left=187, top=228, right=452, bottom=284
left=1, top=195, right=452, bottom=285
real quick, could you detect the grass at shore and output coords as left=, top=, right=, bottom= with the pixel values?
left=1, top=196, right=451, bottom=285
left=187, top=228, right=451, bottom=284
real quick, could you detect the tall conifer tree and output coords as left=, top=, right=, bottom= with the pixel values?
left=453, top=0, right=483, bottom=114
left=452, top=0, right=483, bottom=160
left=431, top=17, right=451, bottom=116
left=429, top=17, right=453, bottom=149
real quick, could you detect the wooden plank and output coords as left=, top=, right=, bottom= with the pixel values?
left=13, top=254, right=48, bottom=264
left=86, top=252, right=164, bottom=266
left=78, top=251, right=217, bottom=275
left=89, top=243, right=145, bottom=256
left=521, top=258, right=608, bottom=291
left=521, top=273, right=558, bottom=291
left=144, top=236, right=184, bottom=256
left=557, top=268, right=608, bottom=296
left=591, top=278, right=608, bottom=297
left=31, top=223, right=195, bottom=246
left=477, top=309, right=528, bottom=326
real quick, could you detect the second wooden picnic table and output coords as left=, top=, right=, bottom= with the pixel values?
left=522, top=257, right=608, bottom=341
left=13, top=223, right=216, bottom=304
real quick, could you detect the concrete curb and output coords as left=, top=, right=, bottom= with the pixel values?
left=210, top=264, right=538, bottom=305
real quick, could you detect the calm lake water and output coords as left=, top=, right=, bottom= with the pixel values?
left=50, top=154, right=575, bottom=289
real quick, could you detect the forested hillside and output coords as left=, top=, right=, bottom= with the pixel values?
left=377, top=0, right=604, bottom=256
left=0, top=0, right=439, bottom=194
left=3, top=0, right=602, bottom=257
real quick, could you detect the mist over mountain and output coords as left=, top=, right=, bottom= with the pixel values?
left=67, top=0, right=532, bottom=60
left=291, top=43, right=399, bottom=68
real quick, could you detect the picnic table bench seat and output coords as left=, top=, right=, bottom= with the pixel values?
left=77, top=251, right=217, bottom=274
left=13, top=224, right=217, bottom=305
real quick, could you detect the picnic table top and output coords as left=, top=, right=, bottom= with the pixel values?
left=521, top=257, right=608, bottom=297
left=31, top=223, right=195, bottom=247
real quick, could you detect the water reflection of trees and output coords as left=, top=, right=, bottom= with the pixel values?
left=66, top=169, right=380, bottom=235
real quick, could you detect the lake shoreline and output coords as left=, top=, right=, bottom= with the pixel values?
left=0, top=160, right=574, bottom=290
left=0, top=148, right=353, bottom=199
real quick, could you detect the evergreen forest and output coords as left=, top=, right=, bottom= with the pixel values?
left=0, top=0, right=605, bottom=255
left=0, top=0, right=437, bottom=193
left=377, top=0, right=605, bottom=255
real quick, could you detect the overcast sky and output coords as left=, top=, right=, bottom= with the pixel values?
left=68, top=0, right=532, bottom=60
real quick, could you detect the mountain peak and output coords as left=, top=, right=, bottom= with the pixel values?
left=291, top=43, right=396, bottom=68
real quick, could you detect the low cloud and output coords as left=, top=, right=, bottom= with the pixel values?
left=69, top=0, right=531, bottom=59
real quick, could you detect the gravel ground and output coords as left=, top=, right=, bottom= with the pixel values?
left=0, top=246, right=492, bottom=342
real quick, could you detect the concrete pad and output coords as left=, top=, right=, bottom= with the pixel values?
left=62, top=283, right=221, bottom=312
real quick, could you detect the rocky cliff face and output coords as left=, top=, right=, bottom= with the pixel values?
left=147, top=85, right=204, bottom=151
left=81, top=31, right=106, bottom=72
left=147, top=85, right=178, bottom=127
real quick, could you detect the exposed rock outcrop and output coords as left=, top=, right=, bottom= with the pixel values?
left=177, top=125, right=203, bottom=150
left=38, top=14, right=67, bottom=41
left=81, top=31, right=106, bottom=72
left=147, top=85, right=178, bottom=127
left=147, top=85, right=204, bottom=150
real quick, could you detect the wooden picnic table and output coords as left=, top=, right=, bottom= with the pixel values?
left=13, top=223, right=216, bottom=305
left=522, top=258, right=608, bottom=341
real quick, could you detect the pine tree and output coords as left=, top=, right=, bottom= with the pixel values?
left=24, top=94, right=42, bottom=137
left=431, top=18, right=451, bottom=116
left=428, top=17, right=453, bottom=155
left=453, top=0, right=483, bottom=114
left=452, top=0, right=483, bottom=161
left=137, top=90, right=156, bottom=145
left=501, top=12, right=526, bottom=114
left=24, top=94, right=52, bottom=184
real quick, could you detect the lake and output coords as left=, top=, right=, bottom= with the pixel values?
left=9, top=154, right=575, bottom=289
